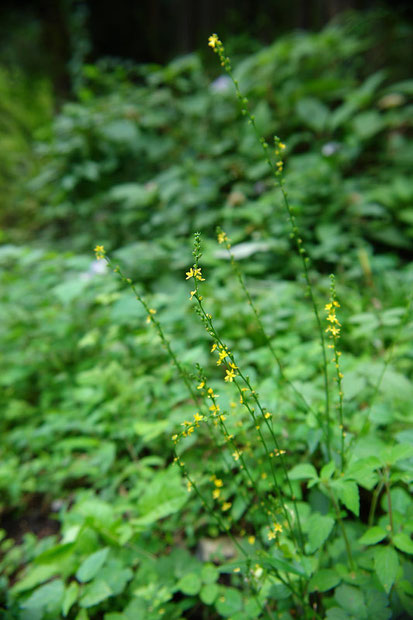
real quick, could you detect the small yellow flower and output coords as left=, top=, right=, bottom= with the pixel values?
left=193, top=412, right=204, bottom=423
left=217, top=349, right=228, bottom=366
left=209, top=403, right=220, bottom=414
left=197, top=381, right=205, bottom=390
left=233, top=567, right=240, bottom=573
left=274, top=449, right=286, bottom=457
left=213, top=488, right=221, bottom=499
left=326, top=325, right=340, bottom=337
left=189, top=290, right=196, bottom=300
left=232, top=451, right=241, bottom=461
left=211, top=343, right=217, bottom=352
left=214, top=478, right=223, bottom=487
left=217, top=231, right=228, bottom=244
left=171, top=434, right=178, bottom=442
left=224, top=368, right=236, bottom=382
left=264, top=412, right=272, bottom=419
left=94, top=245, right=105, bottom=260
left=187, top=480, right=192, bottom=492
left=222, top=502, right=232, bottom=511
left=248, top=536, right=255, bottom=545
left=146, top=308, right=156, bottom=323
left=208, top=34, right=219, bottom=49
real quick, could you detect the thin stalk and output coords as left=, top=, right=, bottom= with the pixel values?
left=210, top=38, right=331, bottom=458
left=327, top=486, right=354, bottom=570
left=368, top=480, right=384, bottom=527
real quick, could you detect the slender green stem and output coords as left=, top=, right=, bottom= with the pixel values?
left=368, top=480, right=384, bottom=527
left=326, top=486, right=354, bottom=570
left=210, top=39, right=331, bottom=458
left=384, top=467, right=394, bottom=536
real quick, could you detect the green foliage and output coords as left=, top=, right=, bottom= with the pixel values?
left=1, top=11, right=413, bottom=620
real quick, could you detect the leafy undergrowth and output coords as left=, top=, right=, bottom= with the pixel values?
left=1, top=11, right=413, bottom=620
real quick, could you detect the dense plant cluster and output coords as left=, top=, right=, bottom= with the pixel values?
left=0, top=13, right=412, bottom=620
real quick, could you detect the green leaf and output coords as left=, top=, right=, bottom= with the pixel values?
left=320, top=461, right=335, bottom=481
left=308, top=569, right=341, bottom=592
left=11, top=564, right=58, bottom=594
left=374, top=546, right=399, bottom=593
left=393, top=532, right=413, bottom=555
left=63, top=581, right=79, bottom=617
left=306, top=514, right=335, bottom=553
left=215, top=587, right=243, bottom=617
left=382, top=444, right=413, bottom=466
left=76, top=547, right=110, bottom=583
left=200, top=583, right=219, bottom=605
left=358, top=527, right=387, bottom=546
left=334, top=480, right=360, bottom=516
left=201, top=563, right=219, bottom=584
left=335, top=584, right=367, bottom=618
left=326, top=608, right=350, bottom=620
left=79, top=580, right=112, bottom=607
left=176, top=572, right=202, bottom=596
left=21, top=579, right=64, bottom=611
left=288, top=463, right=318, bottom=480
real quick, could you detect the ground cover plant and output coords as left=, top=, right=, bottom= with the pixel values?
left=0, top=11, right=413, bottom=620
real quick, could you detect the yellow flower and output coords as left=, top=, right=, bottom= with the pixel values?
left=214, top=478, right=223, bottom=487
left=189, top=290, right=196, bottom=300
left=171, top=434, right=178, bottom=442
left=217, top=349, right=229, bottom=366
left=225, top=368, right=236, bottom=382
left=248, top=536, right=255, bottom=545
left=146, top=308, right=156, bottom=323
left=187, top=481, right=192, bottom=492
left=193, top=412, right=204, bottom=423
left=268, top=523, right=283, bottom=540
left=186, top=267, right=204, bottom=281
left=233, top=567, right=240, bottom=573
left=197, top=381, right=205, bottom=390
left=264, top=412, right=272, bottom=419
left=217, top=231, right=228, bottom=244
left=213, top=488, right=221, bottom=499
left=222, top=502, right=232, bottom=511
left=94, top=245, right=105, bottom=260
left=326, top=325, right=340, bottom=337
left=211, top=343, right=217, bottom=352
left=208, top=34, right=219, bottom=49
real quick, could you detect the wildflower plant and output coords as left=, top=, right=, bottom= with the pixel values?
left=85, top=35, right=413, bottom=620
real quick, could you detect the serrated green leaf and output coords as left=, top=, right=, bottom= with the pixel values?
left=177, top=572, right=202, bottom=596
left=288, top=463, right=318, bottom=480
left=309, top=569, right=341, bottom=592
left=215, top=587, right=243, bottom=617
left=201, top=563, right=219, bottom=584
left=393, top=532, right=413, bottom=555
left=307, top=514, right=335, bottom=553
left=200, top=583, right=219, bottom=605
left=79, top=580, right=112, bottom=607
left=63, top=582, right=79, bottom=617
left=335, top=480, right=360, bottom=516
left=335, top=584, right=367, bottom=617
left=358, top=527, right=387, bottom=545
left=21, top=579, right=64, bottom=611
left=374, top=546, right=399, bottom=593
left=320, top=461, right=335, bottom=480
left=76, top=548, right=109, bottom=583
